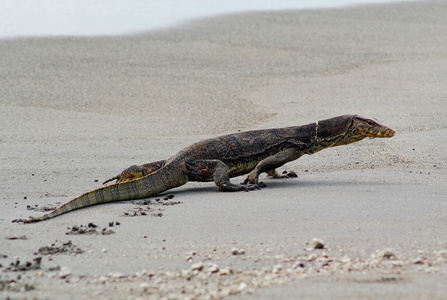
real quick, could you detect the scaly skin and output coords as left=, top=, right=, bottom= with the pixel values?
left=22, top=115, right=394, bottom=223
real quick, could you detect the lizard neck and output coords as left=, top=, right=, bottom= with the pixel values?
left=305, top=121, right=345, bottom=155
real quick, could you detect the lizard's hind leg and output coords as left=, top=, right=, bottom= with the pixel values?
left=103, top=160, right=166, bottom=184
left=185, top=160, right=259, bottom=192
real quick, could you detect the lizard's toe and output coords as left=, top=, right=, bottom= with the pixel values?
left=103, top=176, right=120, bottom=185
left=243, top=182, right=266, bottom=191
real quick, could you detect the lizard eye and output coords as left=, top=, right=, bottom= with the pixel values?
left=366, top=120, right=374, bottom=126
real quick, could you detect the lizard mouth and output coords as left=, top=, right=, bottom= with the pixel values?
left=380, top=128, right=395, bottom=137
left=360, top=127, right=395, bottom=138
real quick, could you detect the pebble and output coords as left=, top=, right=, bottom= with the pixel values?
left=191, top=262, right=204, bottom=271
left=380, top=250, right=396, bottom=259
left=140, top=282, right=150, bottom=290
left=272, top=264, right=283, bottom=274
left=231, top=247, right=245, bottom=255
left=181, top=269, right=193, bottom=278
left=186, top=250, right=197, bottom=257
left=219, top=268, right=232, bottom=276
left=341, top=255, right=351, bottom=263
left=98, top=276, right=107, bottom=284
left=58, top=267, right=72, bottom=279
left=307, top=254, right=318, bottom=261
left=413, top=257, right=425, bottom=264
left=389, top=260, right=405, bottom=267
left=238, top=282, right=248, bottom=291
left=311, top=238, right=325, bottom=249
left=206, top=262, right=220, bottom=274
left=154, top=278, right=163, bottom=284
left=293, top=261, right=306, bottom=269
left=109, top=272, right=125, bottom=279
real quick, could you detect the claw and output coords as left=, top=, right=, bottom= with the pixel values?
left=103, top=165, right=148, bottom=185
left=243, top=181, right=266, bottom=191
left=103, top=176, right=120, bottom=185
left=244, top=184, right=258, bottom=191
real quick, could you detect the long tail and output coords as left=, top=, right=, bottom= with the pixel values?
left=23, top=162, right=188, bottom=223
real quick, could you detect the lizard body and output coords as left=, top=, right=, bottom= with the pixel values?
left=22, top=115, right=394, bottom=223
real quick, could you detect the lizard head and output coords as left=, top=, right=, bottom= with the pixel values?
left=334, top=115, right=395, bottom=146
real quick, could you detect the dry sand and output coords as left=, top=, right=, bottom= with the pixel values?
left=1, top=0, right=446, bottom=299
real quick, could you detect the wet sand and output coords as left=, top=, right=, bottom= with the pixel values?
left=1, top=0, right=446, bottom=299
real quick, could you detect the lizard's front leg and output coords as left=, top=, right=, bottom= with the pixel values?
left=243, top=149, right=302, bottom=184
left=103, top=160, right=166, bottom=184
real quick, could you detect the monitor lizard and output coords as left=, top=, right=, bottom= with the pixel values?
left=21, top=115, right=395, bottom=223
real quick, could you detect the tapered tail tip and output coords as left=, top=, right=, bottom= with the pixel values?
left=12, top=217, right=43, bottom=224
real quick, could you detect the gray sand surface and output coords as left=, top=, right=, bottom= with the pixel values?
left=1, top=0, right=446, bottom=299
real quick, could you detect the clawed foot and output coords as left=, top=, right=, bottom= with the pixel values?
left=218, top=181, right=266, bottom=192
left=241, top=169, right=297, bottom=186
left=239, top=181, right=267, bottom=191
left=243, top=181, right=267, bottom=191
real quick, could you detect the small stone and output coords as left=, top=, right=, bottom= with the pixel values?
left=135, top=270, right=148, bottom=278
left=311, top=238, right=325, bottom=249
left=308, top=254, right=318, bottom=261
left=219, top=268, right=232, bottom=276
left=206, top=262, right=219, bottom=274
left=231, top=247, right=245, bottom=255
left=110, top=272, right=125, bottom=278
left=140, top=282, right=150, bottom=290
left=341, top=255, right=351, bottom=263
left=413, top=257, right=424, bottom=264
left=238, top=282, right=248, bottom=292
left=294, top=261, right=305, bottom=268
left=58, top=267, right=71, bottom=279
left=380, top=250, right=395, bottom=260
left=181, top=269, right=193, bottom=278
left=191, top=262, right=204, bottom=271
left=389, top=260, right=404, bottom=267
left=98, top=276, right=108, bottom=283
left=272, top=264, right=283, bottom=273
left=154, top=278, right=163, bottom=284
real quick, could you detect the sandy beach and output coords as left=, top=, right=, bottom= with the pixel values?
left=1, top=0, right=446, bottom=299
